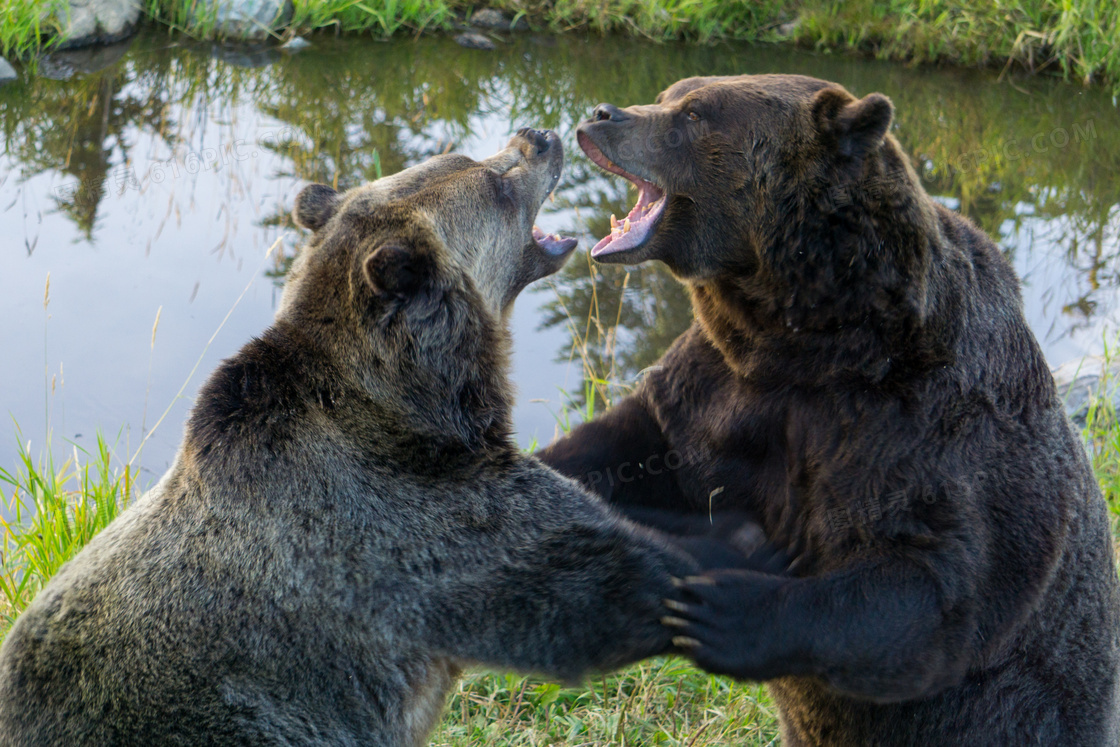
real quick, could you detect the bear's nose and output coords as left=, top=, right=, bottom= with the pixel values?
left=517, top=127, right=553, bottom=155
left=592, top=104, right=628, bottom=123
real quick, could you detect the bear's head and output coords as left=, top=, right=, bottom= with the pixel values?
left=576, top=75, right=945, bottom=377
left=281, top=129, right=576, bottom=446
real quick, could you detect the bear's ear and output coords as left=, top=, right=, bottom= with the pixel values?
left=362, top=243, right=429, bottom=298
left=811, top=88, right=894, bottom=161
left=293, top=183, right=340, bottom=231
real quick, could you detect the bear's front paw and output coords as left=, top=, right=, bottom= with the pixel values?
left=651, top=511, right=801, bottom=576
left=662, top=570, right=788, bottom=680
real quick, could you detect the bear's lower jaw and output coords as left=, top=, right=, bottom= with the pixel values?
left=532, top=225, right=578, bottom=257
left=590, top=190, right=665, bottom=258
left=576, top=130, right=667, bottom=259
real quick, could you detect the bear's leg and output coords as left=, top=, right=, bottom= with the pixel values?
left=415, top=468, right=801, bottom=685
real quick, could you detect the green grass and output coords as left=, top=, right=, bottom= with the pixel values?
left=4, top=1, right=1120, bottom=92
left=1081, top=345, right=1120, bottom=533
left=0, top=0, right=64, bottom=59
left=794, top=0, right=1120, bottom=87
left=0, top=430, right=133, bottom=629
left=432, top=663, right=779, bottom=746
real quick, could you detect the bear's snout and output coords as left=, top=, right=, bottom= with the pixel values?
left=516, top=127, right=555, bottom=155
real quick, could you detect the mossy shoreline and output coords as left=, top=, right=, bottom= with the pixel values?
left=4, top=1, right=1120, bottom=93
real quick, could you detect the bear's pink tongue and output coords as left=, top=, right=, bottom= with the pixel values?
left=591, top=180, right=665, bottom=258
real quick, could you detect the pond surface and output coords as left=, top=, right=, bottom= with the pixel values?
left=1, top=31, right=1119, bottom=485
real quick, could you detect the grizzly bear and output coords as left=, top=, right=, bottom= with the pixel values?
left=539, top=76, right=1120, bottom=745
left=0, top=129, right=757, bottom=746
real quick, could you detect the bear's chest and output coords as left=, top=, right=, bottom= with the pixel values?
left=654, top=366, right=871, bottom=556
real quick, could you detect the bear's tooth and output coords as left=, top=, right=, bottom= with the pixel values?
left=623, top=218, right=631, bottom=233
left=610, top=214, right=618, bottom=229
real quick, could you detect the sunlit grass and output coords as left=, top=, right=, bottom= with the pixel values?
left=0, top=429, right=133, bottom=631
left=432, top=661, right=779, bottom=746
left=4, top=1, right=1120, bottom=92
left=0, top=0, right=64, bottom=60
left=1080, top=342, right=1120, bottom=543
left=794, top=0, right=1120, bottom=87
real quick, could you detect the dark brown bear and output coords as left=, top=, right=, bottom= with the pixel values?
left=539, top=75, right=1120, bottom=745
left=0, top=129, right=760, bottom=746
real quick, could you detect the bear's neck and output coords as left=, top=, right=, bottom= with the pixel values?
left=254, top=320, right=515, bottom=467
left=690, top=181, right=962, bottom=389
left=358, top=320, right=517, bottom=463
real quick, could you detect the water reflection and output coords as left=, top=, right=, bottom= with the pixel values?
left=1, top=32, right=1117, bottom=475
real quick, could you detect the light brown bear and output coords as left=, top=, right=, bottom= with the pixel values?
left=0, top=129, right=751, bottom=746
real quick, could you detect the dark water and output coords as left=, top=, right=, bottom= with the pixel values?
left=1, top=32, right=1118, bottom=484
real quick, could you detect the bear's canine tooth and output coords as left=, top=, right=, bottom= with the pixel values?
left=623, top=218, right=631, bottom=233
left=610, top=214, right=618, bottom=229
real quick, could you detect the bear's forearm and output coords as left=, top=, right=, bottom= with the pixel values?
left=538, top=395, right=686, bottom=509
left=427, top=523, right=697, bottom=681
left=791, top=564, right=975, bottom=701
left=679, top=561, right=977, bottom=703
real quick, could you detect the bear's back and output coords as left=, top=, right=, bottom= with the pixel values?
left=0, top=354, right=454, bottom=746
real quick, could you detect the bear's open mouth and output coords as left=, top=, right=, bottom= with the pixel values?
left=577, top=131, right=666, bottom=258
left=532, top=225, right=578, bottom=256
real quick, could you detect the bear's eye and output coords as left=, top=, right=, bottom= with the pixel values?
left=687, top=111, right=702, bottom=122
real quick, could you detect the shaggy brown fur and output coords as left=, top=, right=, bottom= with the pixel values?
left=540, top=75, right=1120, bottom=745
left=0, top=130, right=724, bottom=746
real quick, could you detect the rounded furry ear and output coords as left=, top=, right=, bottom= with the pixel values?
left=362, top=243, right=427, bottom=297
left=293, top=184, right=339, bottom=231
left=811, top=88, right=894, bottom=160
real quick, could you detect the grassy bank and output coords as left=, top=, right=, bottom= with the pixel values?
left=4, top=1, right=1120, bottom=91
